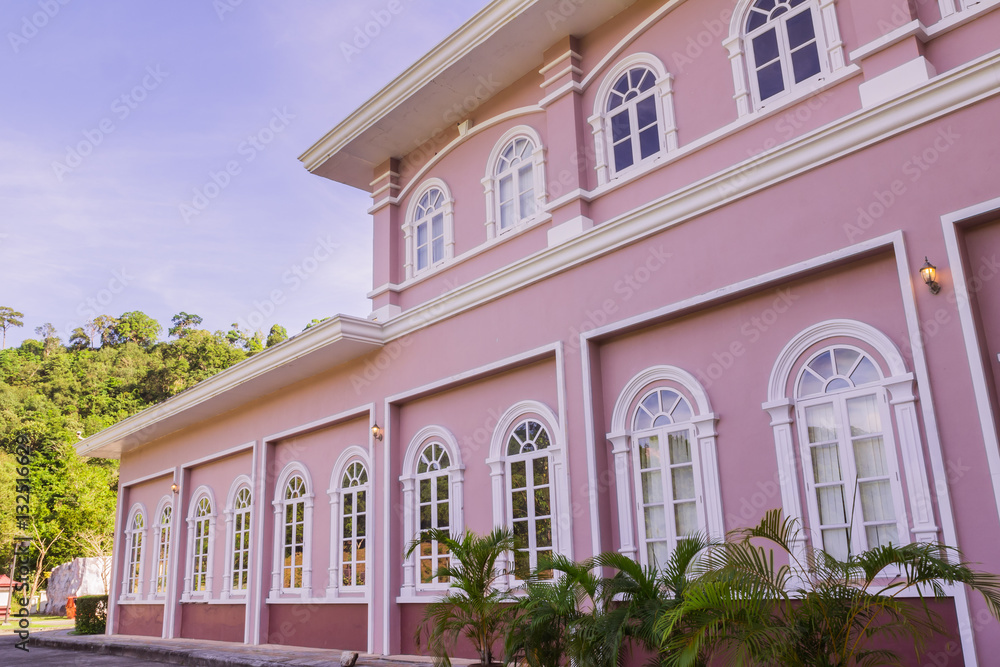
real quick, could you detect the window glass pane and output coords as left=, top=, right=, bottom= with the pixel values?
left=672, top=466, right=696, bottom=500
left=670, top=397, right=692, bottom=423
left=805, top=403, right=836, bottom=443
left=786, top=9, right=816, bottom=48
left=639, top=127, right=660, bottom=160
left=757, top=61, right=785, bottom=100
left=416, top=222, right=427, bottom=246
left=811, top=444, right=842, bottom=484
left=644, top=505, right=667, bottom=539
left=866, top=523, right=898, bottom=549
left=514, top=548, right=530, bottom=578
left=534, top=488, right=551, bottom=516
left=799, top=370, right=825, bottom=397
left=432, top=237, right=444, bottom=263
left=437, top=501, right=449, bottom=529
left=850, top=357, right=881, bottom=385
left=613, top=141, right=634, bottom=171
left=536, top=518, right=552, bottom=548
left=859, top=479, right=896, bottom=522
left=826, top=378, right=851, bottom=392
left=809, top=351, right=834, bottom=379
left=641, top=471, right=664, bottom=503
left=675, top=502, right=698, bottom=537
left=500, top=202, right=514, bottom=230
left=513, top=521, right=529, bottom=552
left=822, top=527, right=850, bottom=561
left=835, top=348, right=861, bottom=376
left=611, top=110, right=631, bottom=143
left=639, top=436, right=660, bottom=469
left=847, top=395, right=881, bottom=435
left=792, top=43, right=821, bottom=83
left=817, top=485, right=847, bottom=524
left=512, top=490, right=528, bottom=519
left=533, top=457, right=550, bottom=486
left=432, top=213, right=443, bottom=239
left=669, top=432, right=692, bottom=464
left=753, top=28, right=780, bottom=65
left=436, top=475, right=449, bottom=501
left=511, top=461, right=526, bottom=488
left=636, top=96, right=658, bottom=130
left=648, top=541, right=670, bottom=567
left=853, top=437, right=888, bottom=478
left=416, top=246, right=428, bottom=270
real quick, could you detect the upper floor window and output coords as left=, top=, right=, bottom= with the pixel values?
left=483, top=128, right=546, bottom=239
left=124, top=506, right=145, bottom=598
left=794, top=346, right=907, bottom=560
left=341, top=461, right=369, bottom=589
left=726, top=0, right=845, bottom=115
left=404, top=180, right=454, bottom=280
left=226, top=482, right=252, bottom=595
left=152, top=498, right=172, bottom=596
left=589, top=55, right=678, bottom=185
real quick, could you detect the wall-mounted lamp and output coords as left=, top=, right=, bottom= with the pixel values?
left=920, top=257, right=941, bottom=294
left=371, top=424, right=384, bottom=441
left=171, top=483, right=179, bottom=494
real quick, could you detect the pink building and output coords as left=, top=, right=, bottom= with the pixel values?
left=80, top=0, right=1000, bottom=663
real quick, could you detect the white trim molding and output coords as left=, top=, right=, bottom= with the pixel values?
left=222, top=475, right=253, bottom=600
left=269, top=462, right=315, bottom=600
left=482, top=125, right=548, bottom=240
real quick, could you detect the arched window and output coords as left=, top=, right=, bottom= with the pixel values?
left=340, top=461, right=369, bottom=589
left=483, top=128, right=546, bottom=239
left=282, top=476, right=306, bottom=589
left=794, top=346, right=906, bottom=560
left=124, top=505, right=145, bottom=598
left=184, top=487, right=216, bottom=600
left=399, top=426, right=465, bottom=598
left=151, top=497, right=173, bottom=597
left=404, top=180, right=454, bottom=279
left=506, top=419, right=555, bottom=579
left=726, top=0, right=845, bottom=115
left=589, top=55, right=677, bottom=184
left=608, top=366, right=723, bottom=566
left=223, top=477, right=252, bottom=598
left=269, top=463, right=314, bottom=599
left=764, top=320, right=936, bottom=566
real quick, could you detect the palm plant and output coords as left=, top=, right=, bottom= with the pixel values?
left=406, top=527, right=517, bottom=666
left=657, top=509, right=1000, bottom=666
left=504, top=554, right=606, bottom=667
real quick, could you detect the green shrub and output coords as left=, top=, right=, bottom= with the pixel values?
left=74, top=595, right=108, bottom=634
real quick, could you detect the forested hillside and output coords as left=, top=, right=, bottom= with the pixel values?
left=0, top=308, right=298, bottom=600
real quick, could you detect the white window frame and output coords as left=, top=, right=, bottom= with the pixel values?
left=793, top=346, right=909, bottom=560
left=327, top=446, right=372, bottom=599
left=608, top=366, right=724, bottom=564
left=763, top=320, right=939, bottom=569
left=482, top=126, right=547, bottom=240
left=183, top=486, right=216, bottom=601
left=121, top=503, right=146, bottom=600
left=222, top=475, right=253, bottom=600
left=589, top=53, right=678, bottom=185
left=149, top=496, right=173, bottom=599
left=403, top=179, right=455, bottom=280
left=487, top=401, right=572, bottom=588
left=269, top=462, right=314, bottom=600
left=399, top=426, right=466, bottom=599
left=725, top=0, right=845, bottom=116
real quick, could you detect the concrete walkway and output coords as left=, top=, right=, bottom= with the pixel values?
left=30, top=629, right=477, bottom=666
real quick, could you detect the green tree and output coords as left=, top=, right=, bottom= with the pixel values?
left=110, top=311, right=162, bottom=347
left=68, top=327, right=91, bottom=351
left=168, top=312, right=203, bottom=338
left=266, top=324, right=288, bottom=347
left=34, top=323, right=62, bottom=358
left=407, top=528, right=518, bottom=666
left=303, top=317, right=330, bottom=331
left=658, top=510, right=1000, bottom=666
left=92, top=315, right=118, bottom=347
left=0, top=306, right=24, bottom=349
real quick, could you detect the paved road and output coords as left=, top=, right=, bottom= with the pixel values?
left=0, top=632, right=175, bottom=665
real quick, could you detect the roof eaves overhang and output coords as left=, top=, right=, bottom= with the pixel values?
left=298, top=0, right=637, bottom=190
left=75, top=315, right=384, bottom=460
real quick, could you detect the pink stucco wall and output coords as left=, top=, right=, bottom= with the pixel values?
left=107, top=0, right=1000, bottom=660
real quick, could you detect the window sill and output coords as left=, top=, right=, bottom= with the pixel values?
left=265, top=595, right=369, bottom=605
left=117, top=597, right=158, bottom=605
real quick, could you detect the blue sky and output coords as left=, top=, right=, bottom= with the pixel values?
left=0, top=0, right=485, bottom=348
